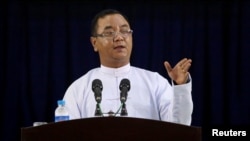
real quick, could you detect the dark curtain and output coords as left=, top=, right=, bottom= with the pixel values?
left=1, top=1, right=250, bottom=141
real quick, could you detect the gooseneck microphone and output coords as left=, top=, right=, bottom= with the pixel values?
left=119, top=78, right=130, bottom=103
left=92, top=79, right=103, bottom=116
left=119, top=78, right=130, bottom=116
left=92, top=79, right=103, bottom=103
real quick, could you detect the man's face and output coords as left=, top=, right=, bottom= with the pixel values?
left=90, top=14, right=133, bottom=67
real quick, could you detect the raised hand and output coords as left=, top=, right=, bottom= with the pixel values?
left=164, top=58, right=192, bottom=85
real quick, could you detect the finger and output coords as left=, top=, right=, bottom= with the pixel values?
left=184, top=63, right=192, bottom=71
left=164, top=61, right=172, bottom=73
left=182, top=59, right=192, bottom=72
left=177, top=58, right=188, bottom=67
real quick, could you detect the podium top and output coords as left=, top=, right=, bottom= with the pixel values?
left=21, top=117, right=201, bottom=141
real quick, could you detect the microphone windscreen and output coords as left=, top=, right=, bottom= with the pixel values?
left=92, top=79, right=103, bottom=91
left=119, top=78, right=130, bottom=91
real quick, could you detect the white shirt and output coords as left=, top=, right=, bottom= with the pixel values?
left=63, top=63, right=193, bottom=125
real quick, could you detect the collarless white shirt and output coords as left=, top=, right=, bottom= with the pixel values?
left=63, top=63, right=193, bottom=125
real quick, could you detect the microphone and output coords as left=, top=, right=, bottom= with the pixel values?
left=92, top=79, right=103, bottom=116
left=119, top=79, right=130, bottom=116
left=92, top=79, right=103, bottom=103
left=119, top=78, right=130, bottom=103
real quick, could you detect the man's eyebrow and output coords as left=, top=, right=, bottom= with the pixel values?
left=103, top=26, right=113, bottom=30
left=103, top=24, right=129, bottom=31
left=120, top=24, right=129, bottom=28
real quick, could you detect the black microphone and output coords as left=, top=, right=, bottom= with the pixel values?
left=92, top=79, right=103, bottom=103
left=119, top=78, right=130, bottom=103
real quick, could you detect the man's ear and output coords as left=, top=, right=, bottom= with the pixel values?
left=90, top=37, right=98, bottom=52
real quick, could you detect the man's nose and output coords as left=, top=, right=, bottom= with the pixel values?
left=113, top=32, right=124, bottom=41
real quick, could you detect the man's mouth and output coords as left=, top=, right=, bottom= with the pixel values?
left=114, top=45, right=125, bottom=50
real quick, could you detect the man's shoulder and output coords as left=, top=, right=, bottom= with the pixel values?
left=130, top=66, right=169, bottom=84
left=130, top=66, right=159, bottom=76
left=131, top=66, right=155, bottom=72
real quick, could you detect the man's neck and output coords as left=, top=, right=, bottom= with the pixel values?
left=101, top=61, right=130, bottom=68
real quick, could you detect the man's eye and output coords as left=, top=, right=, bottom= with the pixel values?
left=104, top=32, right=114, bottom=35
left=120, top=30, right=130, bottom=34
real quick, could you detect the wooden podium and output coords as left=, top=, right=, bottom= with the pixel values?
left=21, top=117, right=201, bottom=141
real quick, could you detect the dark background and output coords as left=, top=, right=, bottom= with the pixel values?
left=1, top=0, right=249, bottom=140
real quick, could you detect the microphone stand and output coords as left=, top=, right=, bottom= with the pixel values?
left=95, top=103, right=103, bottom=117
left=120, top=103, right=128, bottom=116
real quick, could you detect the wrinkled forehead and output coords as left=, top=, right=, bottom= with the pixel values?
left=96, top=14, right=130, bottom=32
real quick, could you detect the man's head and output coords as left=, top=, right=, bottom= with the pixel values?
left=90, top=9, right=133, bottom=68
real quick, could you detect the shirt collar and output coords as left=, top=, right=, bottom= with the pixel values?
left=100, top=63, right=131, bottom=77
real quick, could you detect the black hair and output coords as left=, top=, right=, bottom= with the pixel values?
left=90, top=9, right=130, bottom=36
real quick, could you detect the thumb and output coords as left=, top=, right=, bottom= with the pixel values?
left=164, top=61, right=172, bottom=73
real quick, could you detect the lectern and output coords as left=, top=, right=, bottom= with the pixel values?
left=21, top=117, right=201, bottom=141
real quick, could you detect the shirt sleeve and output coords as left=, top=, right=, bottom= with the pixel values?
left=171, top=75, right=193, bottom=125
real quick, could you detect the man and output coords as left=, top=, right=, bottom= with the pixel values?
left=63, top=9, right=193, bottom=125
